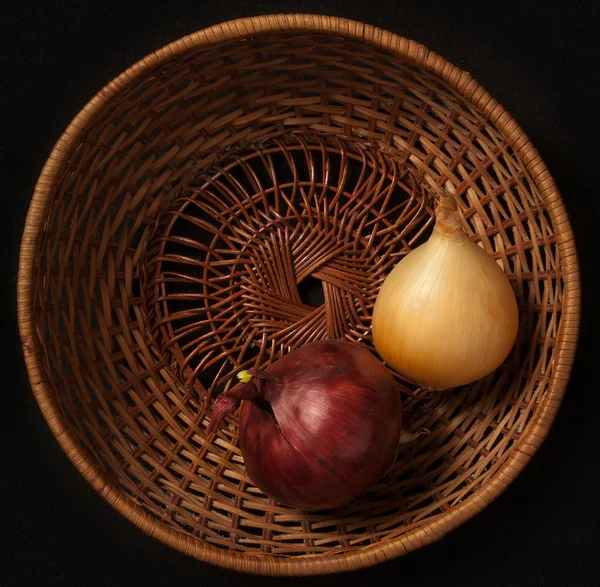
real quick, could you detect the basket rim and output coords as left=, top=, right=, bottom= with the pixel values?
left=17, top=13, right=581, bottom=576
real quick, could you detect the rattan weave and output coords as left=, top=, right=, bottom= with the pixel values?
left=18, top=14, right=580, bottom=575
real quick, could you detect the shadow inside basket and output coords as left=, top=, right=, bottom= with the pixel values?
left=108, top=132, right=554, bottom=555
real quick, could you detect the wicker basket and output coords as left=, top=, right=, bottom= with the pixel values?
left=18, top=14, right=580, bottom=575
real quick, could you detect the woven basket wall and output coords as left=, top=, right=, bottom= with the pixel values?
left=18, top=15, right=580, bottom=575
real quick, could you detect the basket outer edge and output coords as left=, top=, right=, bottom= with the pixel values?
left=17, top=13, right=581, bottom=576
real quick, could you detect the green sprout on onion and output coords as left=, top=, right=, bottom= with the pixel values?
left=236, top=370, right=253, bottom=384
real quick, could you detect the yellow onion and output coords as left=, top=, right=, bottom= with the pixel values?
left=372, top=192, right=518, bottom=390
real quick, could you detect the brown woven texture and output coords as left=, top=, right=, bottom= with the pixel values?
left=18, top=15, right=580, bottom=576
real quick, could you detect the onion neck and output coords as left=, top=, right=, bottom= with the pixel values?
left=433, top=191, right=462, bottom=238
left=206, top=369, right=277, bottom=434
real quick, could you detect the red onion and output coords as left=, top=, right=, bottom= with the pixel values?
left=206, top=340, right=403, bottom=510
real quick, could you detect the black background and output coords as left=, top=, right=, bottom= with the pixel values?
left=2, top=1, right=599, bottom=586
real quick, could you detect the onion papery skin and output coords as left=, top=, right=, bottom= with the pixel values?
left=207, top=340, right=403, bottom=510
left=372, top=192, right=519, bottom=390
